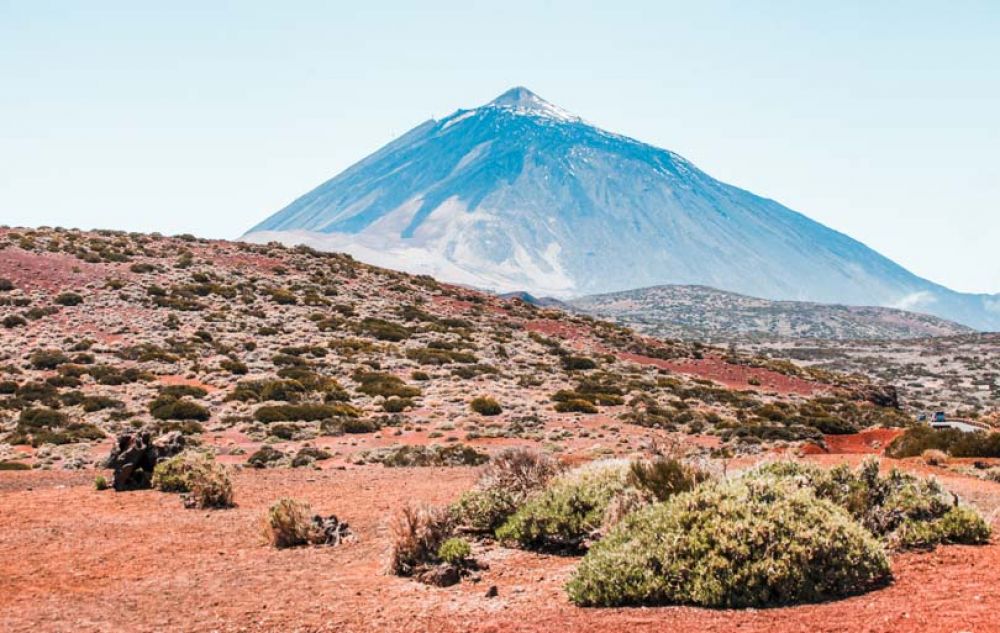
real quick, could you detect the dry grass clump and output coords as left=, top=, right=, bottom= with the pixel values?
left=262, top=498, right=315, bottom=548
left=260, top=498, right=354, bottom=548
left=922, top=449, right=949, bottom=466
left=386, top=503, right=454, bottom=576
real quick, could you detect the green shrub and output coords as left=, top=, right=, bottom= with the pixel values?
left=152, top=451, right=213, bottom=492
left=248, top=445, right=285, bottom=468
left=254, top=403, right=360, bottom=423
left=562, top=356, right=597, bottom=371
left=470, top=396, right=502, bottom=416
left=149, top=395, right=210, bottom=421
left=354, top=371, right=420, bottom=398
left=496, top=461, right=630, bottom=550
left=567, top=477, right=891, bottom=608
left=219, top=359, right=249, bottom=375
left=755, top=459, right=990, bottom=549
left=160, top=385, right=208, bottom=399
left=29, top=349, right=70, bottom=370
left=360, top=444, right=488, bottom=468
left=437, top=537, right=472, bottom=565
left=0, top=461, right=31, bottom=471
left=54, top=292, right=84, bottom=306
left=360, top=317, right=411, bottom=341
left=894, top=506, right=991, bottom=549
left=383, top=397, right=413, bottom=413
left=94, top=475, right=109, bottom=490
left=2, top=315, right=26, bottom=329
left=452, top=448, right=560, bottom=532
left=554, top=399, right=597, bottom=414
left=227, top=379, right=306, bottom=403
left=0, top=278, right=14, bottom=291
left=887, top=426, right=1000, bottom=458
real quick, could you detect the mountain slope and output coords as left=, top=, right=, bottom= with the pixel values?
left=570, top=284, right=974, bottom=342
left=244, top=87, right=1000, bottom=331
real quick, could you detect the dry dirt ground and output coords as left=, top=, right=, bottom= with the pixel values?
left=3, top=453, right=1000, bottom=633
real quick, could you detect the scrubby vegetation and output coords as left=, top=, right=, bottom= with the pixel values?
left=469, top=396, right=502, bottom=416
left=496, top=461, right=633, bottom=550
left=453, top=448, right=561, bottom=532
left=152, top=451, right=234, bottom=509
left=567, top=476, right=892, bottom=608
left=887, top=426, right=1000, bottom=458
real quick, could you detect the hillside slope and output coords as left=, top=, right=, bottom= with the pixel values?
left=244, top=87, right=999, bottom=331
left=570, top=284, right=974, bottom=342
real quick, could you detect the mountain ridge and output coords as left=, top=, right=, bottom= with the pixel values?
left=245, top=87, right=1000, bottom=331
left=568, top=284, right=975, bottom=342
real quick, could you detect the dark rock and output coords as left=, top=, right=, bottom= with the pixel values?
left=105, top=429, right=186, bottom=491
left=311, top=514, right=353, bottom=546
left=416, top=564, right=461, bottom=587
left=851, top=384, right=900, bottom=409
left=485, top=585, right=498, bottom=598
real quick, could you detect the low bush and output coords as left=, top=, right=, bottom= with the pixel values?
left=149, top=395, right=210, bottom=421
left=358, top=443, right=488, bottom=468
left=437, top=537, right=472, bottom=566
left=554, top=399, right=597, bottom=414
left=247, top=445, right=285, bottom=468
left=54, top=292, right=84, bottom=306
left=496, top=461, right=631, bottom=551
left=354, top=371, right=420, bottom=398
left=29, top=349, right=70, bottom=370
left=756, top=459, right=990, bottom=549
left=254, top=403, right=360, bottom=423
left=887, top=426, right=1000, bottom=458
left=922, top=449, right=949, bottom=466
left=152, top=451, right=234, bottom=509
left=470, top=396, right=502, bottom=416
left=2, top=315, right=26, bottom=329
left=360, top=317, right=411, bottom=342
left=453, top=448, right=561, bottom=532
left=227, top=379, right=306, bottom=403
left=567, top=477, right=891, bottom=608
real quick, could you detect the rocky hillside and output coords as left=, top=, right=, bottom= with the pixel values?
left=0, top=227, right=909, bottom=471
left=571, top=285, right=974, bottom=342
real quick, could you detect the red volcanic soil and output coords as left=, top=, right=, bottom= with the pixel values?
left=0, top=248, right=117, bottom=293
left=523, top=318, right=591, bottom=340
left=3, top=462, right=1000, bottom=633
left=619, top=353, right=828, bottom=396
left=823, top=428, right=906, bottom=455
left=156, top=374, right=221, bottom=392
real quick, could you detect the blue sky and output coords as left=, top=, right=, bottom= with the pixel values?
left=1, top=1, right=997, bottom=293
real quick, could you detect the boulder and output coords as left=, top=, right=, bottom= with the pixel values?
left=105, top=430, right=186, bottom=491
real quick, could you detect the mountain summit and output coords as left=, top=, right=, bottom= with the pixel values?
left=244, top=87, right=999, bottom=330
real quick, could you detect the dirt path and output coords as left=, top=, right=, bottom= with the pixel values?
left=2, top=461, right=1000, bottom=632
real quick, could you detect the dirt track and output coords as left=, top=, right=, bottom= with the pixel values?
left=3, top=458, right=1000, bottom=633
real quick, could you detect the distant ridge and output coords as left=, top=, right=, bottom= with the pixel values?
left=570, top=284, right=975, bottom=341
